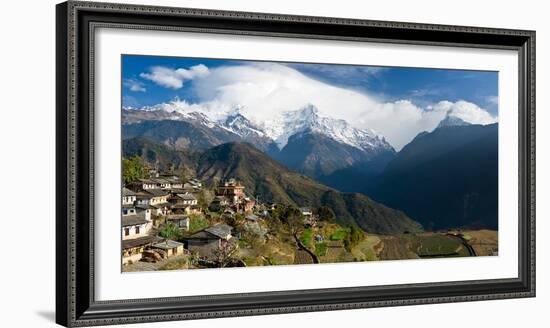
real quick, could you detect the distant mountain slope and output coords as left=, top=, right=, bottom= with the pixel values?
left=122, top=137, right=198, bottom=172
left=275, top=130, right=394, bottom=184
left=124, top=138, right=422, bottom=234
left=122, top=119, right=242, bottom=151
left=368, top=123, right=498, bottom=230
left=195, top=143, right=421, bottom=234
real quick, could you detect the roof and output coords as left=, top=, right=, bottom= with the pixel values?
left=168, top=188, right=188, bottom=194
left=135, top=204, right=155, bottom=210
left=122, top=187, right=137, bottom=197
left=300, top=207, right=312, bottom=213
left=152, top=178, right=171, bottom=184
left=136, top=193, right=152, bottom=200
left=122, top=235, right=161, bottom=250
left=177, top=193, right=197, bottom=201
left=172, top=203, right=190, bottom=209
left=187, top=230, right=219, bottom=240
left=122, top=214, right=148, bottom=227
left=187, top=224, right=233, bottom=240
left=139, top=178, right=158, bottom=185
left=205, top=224, right=233, bottom=239
left=146, top=189, right=169, bottom=197
left=151, top=202, right=171, bottom=209
left=152, top=239, right=184, bottom=250
left=166, top=215, right=189, bottom=221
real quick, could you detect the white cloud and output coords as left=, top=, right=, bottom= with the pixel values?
left=123, top=78, right=146, bottom=92
left=486, top=95, right=499, bottom=106
left=142, top=63, right=497, bottom=150
left=140, top=64, right=209, bottom=89
left=430, top=100, right=498, bottom=125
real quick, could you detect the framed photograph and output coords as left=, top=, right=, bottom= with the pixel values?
left=56, top=1, right=535, bottom=326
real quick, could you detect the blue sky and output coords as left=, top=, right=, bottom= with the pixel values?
left=122, top=54, right=498, bottom=115
left=121, top=54, right=498, bottom=149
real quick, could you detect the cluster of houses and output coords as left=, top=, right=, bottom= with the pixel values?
left=121, top=175, right=272, bottom=267
left=121, top=174, right=204, bottom=265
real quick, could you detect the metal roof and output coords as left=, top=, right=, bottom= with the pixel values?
left=146, top=189, right=169, bottom=197
left=122, top=235, right=161, bottom=250
left=152, top=239, right=184, bottom=250
left=122, top=214, right=148, bottom=227
left=122, top=187, right=138, bottom=196
left=205, top=224, right=233, bottom=239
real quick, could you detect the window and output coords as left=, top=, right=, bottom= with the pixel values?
left=135, top=226, right=140, bottom=234
left=124, top=228, right=130, bottom=236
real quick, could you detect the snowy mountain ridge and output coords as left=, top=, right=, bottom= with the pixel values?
left=122, top=103, right=394, bottom=153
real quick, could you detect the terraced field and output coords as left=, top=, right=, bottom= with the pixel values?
left=461, top=230, right=498, bottom=256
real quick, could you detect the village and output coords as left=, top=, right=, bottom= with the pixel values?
left=121, top=170, right=334, bottom=271
left=122, top=169, right=497, bottom=271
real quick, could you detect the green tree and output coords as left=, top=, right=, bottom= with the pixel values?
left=159, top=222, right=183, bottom=241
left=122, top=156, right=144, bottom=184
left=196, top=189, right=213, bottom=211
left=344, top=225, right=364, bottom=252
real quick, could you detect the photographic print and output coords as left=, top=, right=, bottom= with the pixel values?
left=120, top=55, right=499, bottom=271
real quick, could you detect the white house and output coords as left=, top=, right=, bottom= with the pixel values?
left=122, top=212, right=152, bottom=240
left=300, top=207, right=313, bottom=217
left=147, top=189, right=169, bottom=205
left=122, top=187, right=137, bottom=206
left=177, top=193, right=198, bottom=206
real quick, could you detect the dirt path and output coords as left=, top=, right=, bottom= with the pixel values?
left=293, top=234, right=319, bottom=264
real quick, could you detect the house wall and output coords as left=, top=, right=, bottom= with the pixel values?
left=122, top=208, right=137, bottom=216
left=122, top=246, right=145, bottom=265
left=150, top=195, right=168, bottom=205
left=122, top=195, right=136, bottom=205
left=122, top=222, right=151, bottom=240
left=187, top=239, right=221, bottom=259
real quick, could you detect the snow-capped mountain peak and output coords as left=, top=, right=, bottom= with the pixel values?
left=222, top=113, right=266, bottom=138
left=123, top=102, right=394, bottom=154
left=260, top=104, right=393, bottom=152
left=437, top=113, right=472, bottom=129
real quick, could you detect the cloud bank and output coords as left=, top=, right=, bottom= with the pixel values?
left=137, top=63, right=497, bottom=150
left=123, top=78, right=146, bottom=92
left=140, top=64, right=209, bottom=89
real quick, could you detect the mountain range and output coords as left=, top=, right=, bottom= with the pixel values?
left=122, top=104, right=498, bottom=231
left=367, top=121, right=498, bottom=230
left=123, top=104, right=395, bottom=179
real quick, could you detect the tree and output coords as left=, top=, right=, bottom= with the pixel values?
left=196, top=189, right=213, bottom=211
left=213, top=241, right=237, bottom=268
left=283, top=206, right=304, bottom=236
left=158, top=222, right=183, bottom=241
left=344, top=225, right=364, bottom=252
left=122, top=156, right=144, bottom=184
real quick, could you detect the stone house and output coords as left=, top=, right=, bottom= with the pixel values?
left=185, top=224, right=234, bottom=259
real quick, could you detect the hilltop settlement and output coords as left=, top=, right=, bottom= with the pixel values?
left=122, top=169, right=324, bottom=270
left=122, top=165, right=498, bottom=271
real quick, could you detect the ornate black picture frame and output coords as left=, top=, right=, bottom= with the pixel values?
left=56, top=1, right=535, bottom=326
